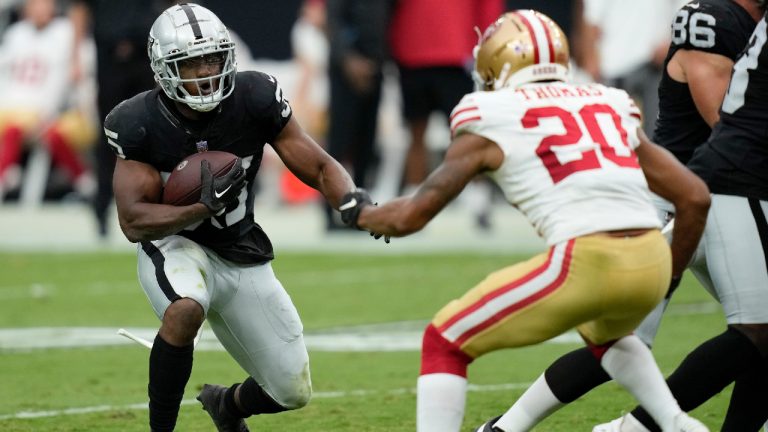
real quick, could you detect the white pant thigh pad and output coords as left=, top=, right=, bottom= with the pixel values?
left=137, top=236, right=213, bottom=319
left=703, top=195, right=768, bottom=324
left=206, top=262, right=311, bottom=408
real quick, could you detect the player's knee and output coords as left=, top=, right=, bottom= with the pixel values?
left=273, top=384, right=311, bottom=410
left=266, top=362, right=312, bottom=410
left=420, top=324, right=473, bottom=377
left=238, top=373, right=311, bottom=415
left=159, top=298, right=204, bottom=344
left=732, top=323, right=768, bottom=358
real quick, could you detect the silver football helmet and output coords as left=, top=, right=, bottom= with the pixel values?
left=148, top=3, right=236, bottom=112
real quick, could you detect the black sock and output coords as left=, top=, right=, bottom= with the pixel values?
left=722, top=356, right=768, bottom=431
left=544, top=346, right=611, bottom=403
left=223, top=383, right=249, bottom=418
left=632, top=327, right=762, bottom=431
left=236, top=377, right=286, bottom=415
left=148, top=334, right=194, bottom=432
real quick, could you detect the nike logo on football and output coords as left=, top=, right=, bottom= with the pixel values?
left=339, top=198, right=357, bottom=211
left=214, top=185, right=232, bottom=199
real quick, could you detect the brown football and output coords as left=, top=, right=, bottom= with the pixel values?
left=162, top=151, right=239, bottom=206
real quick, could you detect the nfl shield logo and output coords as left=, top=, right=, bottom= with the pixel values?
left=196, top=140, right=208, bottom=152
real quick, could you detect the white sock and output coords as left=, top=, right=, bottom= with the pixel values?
left=417, top=373, right=467, bottom=432
left=600, top=335, right=681, bottom=430
left=494, top=373, right=564, bottom=431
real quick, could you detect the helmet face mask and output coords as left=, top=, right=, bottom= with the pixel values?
left=148, top=3, right=236, bottom=112
left=472, top=10, right=570, bottom=91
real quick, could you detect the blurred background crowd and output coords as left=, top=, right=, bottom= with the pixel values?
left=0, top=0, right=687, bottom=239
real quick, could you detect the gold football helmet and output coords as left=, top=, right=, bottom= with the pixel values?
left=472, top=10, right=570, bottom=91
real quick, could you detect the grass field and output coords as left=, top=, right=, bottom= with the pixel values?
left=0, top=251, right=729, bottom=431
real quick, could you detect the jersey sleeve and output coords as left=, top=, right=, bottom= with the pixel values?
left=449, top=94, right=484, bottom=137
left=240, top=71, right=293, bottom=144
left=670, top=1, right=751, bottom=60
left=448, top=91, right=512, bottom=149
left=605, top=87, right=643, bottom=150
left=102, top=97, right=150, bottom=162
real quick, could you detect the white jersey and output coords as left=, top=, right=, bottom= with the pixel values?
left=450, top=82, right=660, bottom=245
left=0, top=18, right=74, bottom=118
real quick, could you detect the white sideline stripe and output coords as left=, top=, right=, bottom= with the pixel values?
left=0, top=326, right=583, bottom=352
left=0, top=382, right=532, bottom=421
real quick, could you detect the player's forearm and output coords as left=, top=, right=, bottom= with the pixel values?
left=118, top=203, right=211, bottom=242
left=315, top=161, right=356, bottom=209
left=669, top=198, right=710, bottom=276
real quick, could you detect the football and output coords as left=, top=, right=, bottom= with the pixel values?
left=162, top=151, right=239, bottom=206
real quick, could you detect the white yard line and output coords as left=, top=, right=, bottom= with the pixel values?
left=0, top=382, right=533, bottom=421
left=0, top=301, right=719, bottom=352
left=0, top=325, right=585, bottom=352
left=0, top=302, right=721, bottom=421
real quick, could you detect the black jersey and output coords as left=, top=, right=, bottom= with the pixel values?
left=689, top=14, right=768, bottom=199
left=104, top=71, right=293, bottom=264
left=654, top=0, right=756, bottom=164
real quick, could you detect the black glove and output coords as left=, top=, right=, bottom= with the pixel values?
left=339, top=188, right=390, bottom=243
left=339, top=188, right=373, bottom=229
left=199, top=159, right=246, bottom=214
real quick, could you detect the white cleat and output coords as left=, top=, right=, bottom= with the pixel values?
left=593, top=418, right=623, bottom=432
left=593, top=414, right=651, bottom=432
left=666, top=413, right=708, bottom=432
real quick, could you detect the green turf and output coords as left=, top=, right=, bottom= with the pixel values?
left=0, top=252, right=728, bottom=431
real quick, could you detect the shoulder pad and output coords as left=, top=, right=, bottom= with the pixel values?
left=103, top=91, right=152, bottom=160
left=670, top=0, right=754, bottom=59
left=236, top=71, right=292, bottom=141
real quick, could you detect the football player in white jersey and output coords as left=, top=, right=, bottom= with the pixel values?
left=505, top=1, right=768, bottom=431
left=339, top=10, right=711, bottom=432
left=0, top=0, right=96, bottom=198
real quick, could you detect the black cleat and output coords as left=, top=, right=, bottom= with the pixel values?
left=475, top=415, right=504, bottom=432
left=196, top=384, right=250, bottom=432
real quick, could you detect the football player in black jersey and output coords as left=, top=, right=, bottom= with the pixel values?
left=107, top=4, right=368, bottom=432
left=460, top=1, right=768, bottom=431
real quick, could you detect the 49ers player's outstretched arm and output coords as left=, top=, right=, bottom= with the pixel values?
left=357, top=132, right=503, bottom=237
left=634, top=129, right=710, bottom=277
